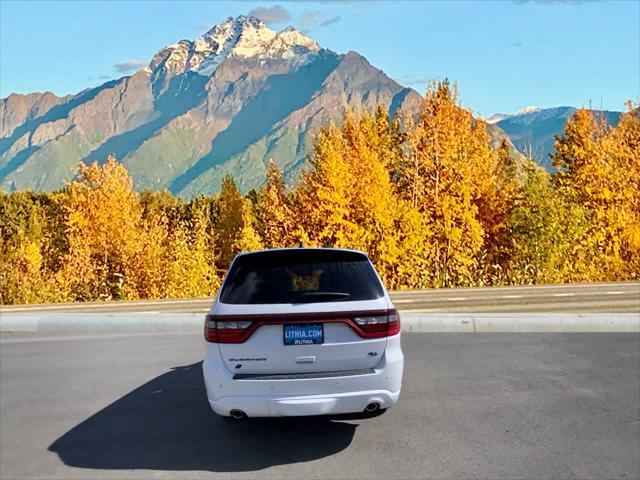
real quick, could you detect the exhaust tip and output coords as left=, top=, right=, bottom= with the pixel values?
left=364, top=402, right=379, bottom=413
left=229, top=409, right=246, bottom=419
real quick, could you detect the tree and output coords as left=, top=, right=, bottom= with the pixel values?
left=256, top=161, right=298, bottom=249
left=163, top=208, right=220, bottom=298
left=400, top=81, right=494, bottom=286
left=552, top=106, right=640, bottom=279
left=503, top=162, right=593, bottom=283
left=293, top=120, right=354, bottom=248
left=139, top=189, right=184, bottom=223
left=216, top=176, right=263, bottom=268
left=2, top=92, right=638, bottom=305
left=59, top=156, right=142, bottom=300
left=132, top=201, right=220, bottom=299
left=475, top=139, right=521, bottom=282
left=293, top=108, right=426, bottom=288
left=608, top=104, right=640, bottom=276
left=130, top=211, right=170, bottom=299
left=0, top=191, right=70, bottom=303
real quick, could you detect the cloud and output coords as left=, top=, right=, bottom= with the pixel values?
left=320, top=16, right=341, bottom=27
left=114, top=60, right=147, bottom=73
left=509, top=41, right=523, bottom=47
left=248, top=5, right=291, bottom=25
left=395, top=74, right=433, bottom=88
left=299, top=11, right=323, bottom=26
left=86, top=74, right=112, bottom=81
left=299, top=11, right=342, bottom=28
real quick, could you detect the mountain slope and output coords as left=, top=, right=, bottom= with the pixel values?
left=0, top=15, right=519, bottom=197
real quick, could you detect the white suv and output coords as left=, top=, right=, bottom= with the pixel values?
left=202, top=248, right=404, bottom=418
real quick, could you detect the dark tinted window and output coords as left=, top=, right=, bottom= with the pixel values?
left=219, top=250, right=384, bottom=304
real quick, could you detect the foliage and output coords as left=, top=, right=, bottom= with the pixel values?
left=290, top=109, right=424, bottom=288
left=216, top=176, right=263, bottom=269
left=0, top=191, right=67, bottom=303
left=256, top=161, right=298, bottom=249
left=552, top=105, right=640, bottom=279
left=1, top=87, right=637, bottom=304
left=395, top=82, right=492, bottom=286
left=59, top=157, right=142, bottom=300
left=501, top=163, right=594, bottom=283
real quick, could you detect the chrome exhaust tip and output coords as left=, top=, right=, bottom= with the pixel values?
left=229, top=409, right=246, bottom=419
left=364, top=402, right=379, bottom=413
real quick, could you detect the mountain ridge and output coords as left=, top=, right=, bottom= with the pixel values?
left=0, top=15, right=518, bottom=197
left=494, top=106, right=622, bottom=168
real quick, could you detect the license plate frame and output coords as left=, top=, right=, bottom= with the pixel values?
left=283, top=323, right=324, bottom=345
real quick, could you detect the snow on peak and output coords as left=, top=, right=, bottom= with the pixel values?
left=516, top=105, right=540, bottom=115
left=148, top=15, right=321, bottom=78
left=486, top=113, right=509, bottom=124
left=486, top=105, right=542, bottom=125
left=277, top=27, right=320, bottom=52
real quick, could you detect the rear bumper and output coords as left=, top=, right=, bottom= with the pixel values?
left=208, top=389, right=400, bottom=417
left=202, top=334, right=403, bottom=417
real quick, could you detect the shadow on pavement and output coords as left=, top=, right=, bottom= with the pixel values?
left=48, top=362, right=357, bottom=472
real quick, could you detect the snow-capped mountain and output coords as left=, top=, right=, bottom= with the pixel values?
left=516, top=105, right=541, bottom=115
left=0, top=15, right=516, bottom=196
left=486, top=106, right=541, bottom=124
left=148, top=16, right=320, bottom=87
left=486, top=113, right=509, bottom=124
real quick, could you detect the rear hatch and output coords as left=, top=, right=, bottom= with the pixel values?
left=209, top=249, right=395, bottom=376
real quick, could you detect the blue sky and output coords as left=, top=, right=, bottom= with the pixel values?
left=1, top=0, right=638, bottom=116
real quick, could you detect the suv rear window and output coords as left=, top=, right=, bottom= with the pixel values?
left=219, top=249, right=384, bottom=304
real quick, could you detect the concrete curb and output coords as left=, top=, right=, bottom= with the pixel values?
left=1, top=312, right=638, bottom=334
left=0, top=313, right=204, bottom=333
left=400, top=313, right=640, bottom=333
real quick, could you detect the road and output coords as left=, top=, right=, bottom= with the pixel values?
left=1, top=281, right=639, bottom=314
left=1, top=331, right=638, bottom=479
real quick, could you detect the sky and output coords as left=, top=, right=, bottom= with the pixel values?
left=0, top=0, right=638, bottom=117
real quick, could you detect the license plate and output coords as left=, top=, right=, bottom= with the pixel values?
left=283, top=324, right=324, bottom=345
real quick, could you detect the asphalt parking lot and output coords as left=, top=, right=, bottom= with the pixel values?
left=1, top=331, right=639, bottom=479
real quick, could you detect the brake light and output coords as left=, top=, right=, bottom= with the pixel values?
left=204, top=310, right=401, bottom=343
left=204, top=315, right=252, bottom=343
left=352, top=311, right=400, bottom=338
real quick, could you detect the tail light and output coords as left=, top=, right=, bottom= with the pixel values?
left=352, top=311, right=401, bottom=338
left=205, top=315, right=252, bottom=343
left=204, top=310, right=400, bottom=343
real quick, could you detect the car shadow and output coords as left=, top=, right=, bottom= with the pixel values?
left=48, top=362, right=358, bottom=472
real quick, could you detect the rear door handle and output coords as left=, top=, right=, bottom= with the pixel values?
left=295, top=356, right=316, bottom=364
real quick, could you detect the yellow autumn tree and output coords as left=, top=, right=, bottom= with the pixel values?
left=126, top=199, right=220, bottom=299
left=552, top=106, right=639, bottom=280
left=60, top=156, right=142, bottom=300
left=162, top=208, right=220, bottom=297
left=256, top=161, right=298, bottom=249
left=371, top=105, right=406, bottom=173
left=0, top=237, right=47, bottom=304
left=0, top=191, right=64, bottom=303
left=608, top=105, right=640, bottom=276
left=59, top=159, right=221, bottom=300
left=294, top=121, right=354, bottom=247
left=400, top=81, right=492, bottom=286
left=131, top=212, right=170, bottom=299
left=294, top=108, right=428, bottom=288
left=216, top=176, right=263, bottom=268
left=476, top=139, right=521, bottom=282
